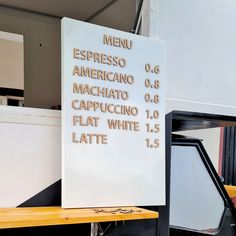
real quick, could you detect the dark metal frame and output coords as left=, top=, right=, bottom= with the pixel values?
left=131, top=0, right=144, bottom=34
left=159, top=110, right=236, bottom=236
left=172, top=139, right=235, bottom=211
left=170, top=139, right=236, bottom=236
left=222, top=126, right=236, bottom=185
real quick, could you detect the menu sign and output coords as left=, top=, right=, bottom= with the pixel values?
left=62, top=18, right=165, bottom=208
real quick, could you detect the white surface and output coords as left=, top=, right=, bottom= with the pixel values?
left=157, top=0, right=236, bottom=116
left=62, top=18, right=166, bottom=208
left=0, top=106, right=61, bottom=207
left=0, top=105, right=60, bottom=126
left=166, top=98, right=236, bottom=117
left=170, top=145, right=224, bottom=231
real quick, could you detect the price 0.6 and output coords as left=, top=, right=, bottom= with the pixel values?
left=144, top=93, right=159, bottom=103
left=145, top=79, right=160, bottom=89
left=145, top=138, right=160, bottom=149
left=145, top=64, right=160, bottom=74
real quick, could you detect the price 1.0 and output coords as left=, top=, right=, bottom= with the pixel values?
left=145, top=138, right=160, bottom=149
left=145, top=110, right=159, bottom=119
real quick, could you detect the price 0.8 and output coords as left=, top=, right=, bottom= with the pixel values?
left=145, top=138, right=160, bottom=149
left=145, top=64, right=160, bottom=74
left=145, top=79, right=160, bottom=89
left=144, top=93, right=159, bottom=103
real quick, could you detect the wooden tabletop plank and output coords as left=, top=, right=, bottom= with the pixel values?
left=0, top=206, right=158, bottom=229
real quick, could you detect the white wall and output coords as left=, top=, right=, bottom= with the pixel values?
left=0, top=106, right=61, bottom=207
left=158, top=0, right=236, bottom=116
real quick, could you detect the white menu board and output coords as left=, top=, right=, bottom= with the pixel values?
left=61, top=17, right=166, bottom=208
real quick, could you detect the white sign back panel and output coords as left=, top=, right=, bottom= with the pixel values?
left=62, top=18, right=165, bottom=208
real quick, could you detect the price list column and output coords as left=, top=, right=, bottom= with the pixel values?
left=144, top=63, right=161, bottom=149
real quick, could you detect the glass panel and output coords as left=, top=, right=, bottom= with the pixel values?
left=170, top=145, right=224, bottom=233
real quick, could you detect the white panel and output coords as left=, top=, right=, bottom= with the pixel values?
left=0, top=106, right=61, bottom=207
left=62, top=18, right=166, bottom=208
left=170, top=145, right=224, bottom=231
left=0, top=105, right=60, bottom=126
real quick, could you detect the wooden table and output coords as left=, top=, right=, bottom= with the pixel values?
left=0, top=206, right=158, bottom=229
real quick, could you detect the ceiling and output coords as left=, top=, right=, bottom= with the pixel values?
left=0, top=0, right=137, bottom=32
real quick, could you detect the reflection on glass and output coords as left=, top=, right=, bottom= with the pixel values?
left=170, top=145, right=224, bottom=234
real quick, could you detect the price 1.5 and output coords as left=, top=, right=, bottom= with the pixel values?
left=145, top=138, right=160, bottom=149
left=146, top=123, right=160, bottom=133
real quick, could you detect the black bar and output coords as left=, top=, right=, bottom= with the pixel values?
left=157, top=112, right=172, bottom=236
left=131, top=0, right=144, bottom=34
left=0, top=87, right=24, bottom=97
left=232, top=127, right=236, bottom=184
left=223, top=127, right=230, bottom=184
